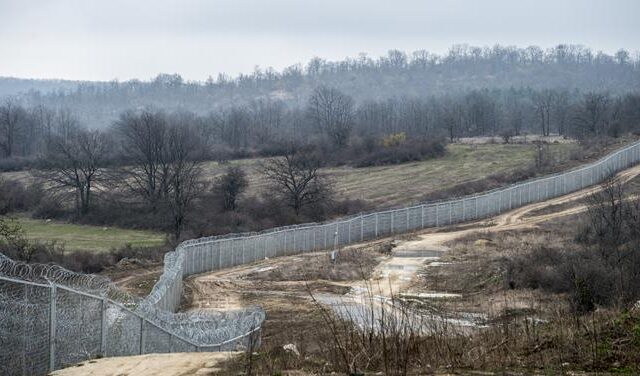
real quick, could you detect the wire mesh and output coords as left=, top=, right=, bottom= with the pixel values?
left=2, top=140, right=640, bottom=375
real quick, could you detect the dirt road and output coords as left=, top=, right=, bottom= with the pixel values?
left=185, top=164, right=640, bottom=305
left=52, top=164, right=640, bottom=375
left=49, top=352, right=237, bottom=376
left=374, top=164, right=640, bottom=294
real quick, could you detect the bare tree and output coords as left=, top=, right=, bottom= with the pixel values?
left=261, top=146, right=331, bottom=216
left=308, top=86, right=355, bottom=148
left=214, top=166, right=248, bottom=211
left=573, top=92, right=610, bottom=136
left=0, top=100, right=26, bottom=157
left=533, top=90, right=555, bottom=136
left=40, top=128, right=109, bottom=216
left=165, top=122, right=204, bottom=239
left=114, top=110, right=171, bottom=211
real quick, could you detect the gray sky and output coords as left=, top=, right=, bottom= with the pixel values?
left=0, top=0, right=638, bottom=81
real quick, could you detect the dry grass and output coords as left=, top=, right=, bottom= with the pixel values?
left=198, top=143, right=578, bottom=207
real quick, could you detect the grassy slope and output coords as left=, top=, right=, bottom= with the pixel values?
left=6, top=216, right=166, bottom=252
left=202, top=143, right=579, bottom=207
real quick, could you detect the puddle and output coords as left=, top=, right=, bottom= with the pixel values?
left=253, top=266, right=277, bottom=273
left=314, top=292, right=488, bottom=333
left=385, top=264, right=420, bottom=270
left=393, top=250, right=445, bottom=257
left=426, top=261, right=452, bottom=267
left=400, top=292, right=462, bottom=299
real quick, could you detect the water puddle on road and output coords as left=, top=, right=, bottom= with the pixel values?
left=311, top=247, right=489, bottom=333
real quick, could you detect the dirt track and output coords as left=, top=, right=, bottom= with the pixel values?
left=184, top=164, right=640, bottom=309
left=49, top=352, right=237, bottom=376
left=52, top=164, right=640, bottom=375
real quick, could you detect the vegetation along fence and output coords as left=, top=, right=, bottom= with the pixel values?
left=146, top=140, right=640, bottom=313
left=2, top=140, right=640, bottom=375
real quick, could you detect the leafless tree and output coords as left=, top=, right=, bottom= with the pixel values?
left=40, top=128, right=109, bottom=216
left=0, top=100, right=26, bottom=157
left=54, top=108, right=81, bottom=142
left=261, top=146, right=331, bottom=216
left=165, top=123, right=205, bottom=239
left=573, top=92, right=610, bottom=136
left=308, top=86, right=355, bottom=148
left=114, top=110, right=171, bottom=210
left=533, top=90, right=555, bottom=136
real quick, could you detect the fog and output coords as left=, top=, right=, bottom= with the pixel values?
left=0, top=0, right=638, bottom=81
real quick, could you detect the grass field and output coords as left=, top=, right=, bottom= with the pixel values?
left=5, top=216, right=166, bottom=252
left=202, top=143, right=580, bottom=207
left=0, top=141, right=587, bottom=208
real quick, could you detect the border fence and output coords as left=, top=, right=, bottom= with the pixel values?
left=2, top=139, right=640, bottom=375
left=146, top=140, right=640, bottom=313
left=0, top=255, right=263, bottom=376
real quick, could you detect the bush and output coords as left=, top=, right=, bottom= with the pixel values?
left=31, top=195, right=66, bottom=219
left=0, top=178, right=43, bottom=214
left=354, top=138, right=446, bottom=167
left=0, top=157, right=36, bottom=172
left=504, top=244, right=640, bottom=313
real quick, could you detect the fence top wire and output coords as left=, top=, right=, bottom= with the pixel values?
left=0, top=253, right=265, bottom=347
left=2, top=139, right=638, bottom=352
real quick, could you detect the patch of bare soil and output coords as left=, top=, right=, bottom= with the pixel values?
left=105, top=262, right=163, bottom=297
left=247, top=247, right=382, bottom=282
left=50, top=352, right=238, bottom=376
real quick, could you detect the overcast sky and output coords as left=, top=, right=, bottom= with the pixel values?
left=0, top=0, right=638, bottom=82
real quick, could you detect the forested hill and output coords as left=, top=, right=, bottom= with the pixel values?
left=2, top=44, right=640, bottom=128
left=0, top=77, right=99, bottom=97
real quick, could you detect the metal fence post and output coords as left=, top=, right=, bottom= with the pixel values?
left=406, top=209, right=410, bottom=231
left=139, top=318, right=146, bottom=355
left=462, top=199, right=465, bottom=221
left=360, top=214, right=364, bottom=241
left=421, top=205, right=425, bottom=228
left=375, top=214, right=379, bottom=237
left=390, top=211, right=394, bottom=234
left=324, top=226, right=328, bottom=248
left=100, top=297, right=108, bottom=357
left=49, top=283, right=57, bottom=372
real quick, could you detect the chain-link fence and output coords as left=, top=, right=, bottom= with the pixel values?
left=146, top=141, right=640, bottom=312
left=0, top=255, right=264, bottom=376
left=2, top=140, right=639, bottom=375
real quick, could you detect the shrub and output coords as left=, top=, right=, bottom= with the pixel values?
left=355, top=138, right=446, bottom=167
left=0, top=178, right=43, bottom=214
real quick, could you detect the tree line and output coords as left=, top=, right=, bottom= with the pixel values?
left=2, top=88, right=639, bottom=164
left=3, top=44, right=638, bottom=128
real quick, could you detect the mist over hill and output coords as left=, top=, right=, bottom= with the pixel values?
left=2, top=44, right=638, bottom=128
